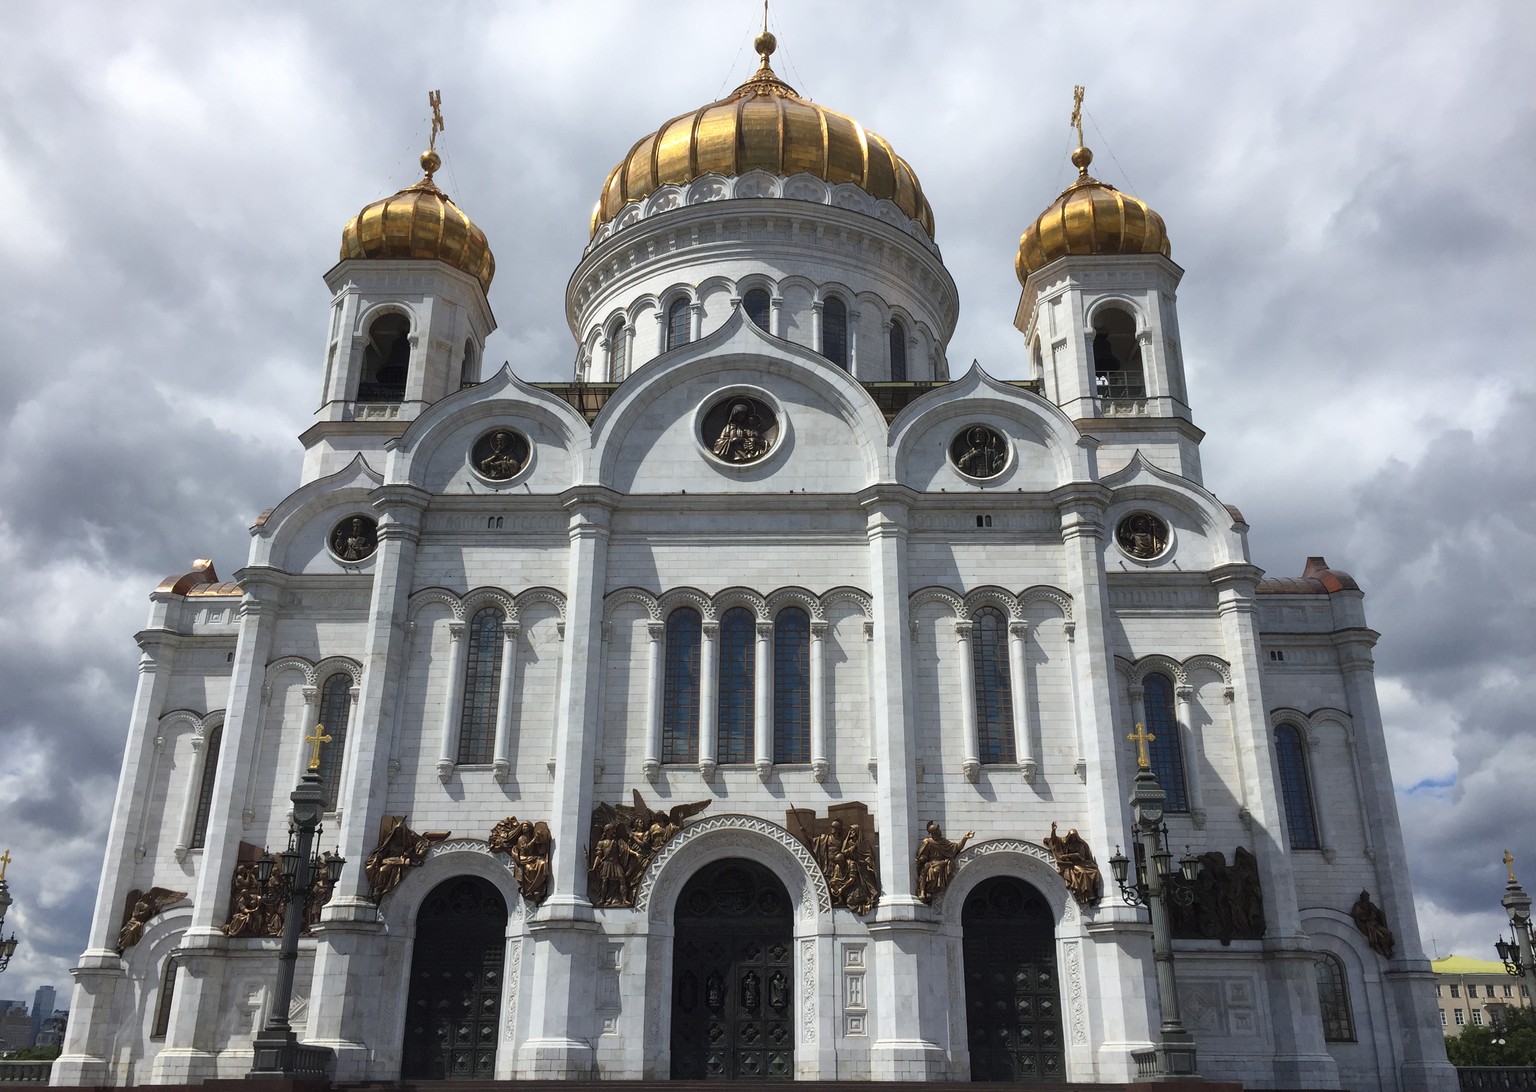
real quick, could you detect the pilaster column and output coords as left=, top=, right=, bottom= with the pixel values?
left=1343, top=727, right=1373, bottom=860
left=643, top=621, right=665, bottom=781
left=172, top=724, right=207, bottom=862
left=1302, top=731, right=1336, bottom=861
left=1007, top=620, right=1037, bottom=782
left=1222, top=686, right=1253, bottom=828
left=811, top=300, right=824, bottom=352
left=689, top=302, right=703, bottom=342
left=1174, top=684, right=1206, bottom=826
left=654, top=310, right=667, bottom=355
left=809, top=621, right=829, bottom=782
left=699, top=620, right=720, bottom=781
left=769, top=295, right=784, bottom=338
left=754, top=621, right=774, bottom=779
left=954, top=620, right=980, bottom=782
left=491, top=621, right=523, bottom=782
left=290, top=685, right=319, bottom=788
left=847, top=308, right=861, bottom=375
left=436, top=621, right=468, bottom=781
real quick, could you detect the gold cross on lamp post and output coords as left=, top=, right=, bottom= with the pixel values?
left=0, top=849, right=10, bottom=881
left=1507, top=849, right=1518, bottom=885
left=1127, top=722, right=1156, bottom=770
left=305, top=725, right=333, bottom=772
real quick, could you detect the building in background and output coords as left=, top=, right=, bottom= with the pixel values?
left=0, top=1004, right=31, bottom=1052
left=1432, top=955, right=1532, bottom=1036
left=29, top=987, right=55, bottom=1051
left=54, top=23, right=1454, bottom=1092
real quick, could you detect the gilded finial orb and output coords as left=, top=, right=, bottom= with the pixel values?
left=420, top=149, right=441, bottom=178
left=755, top=29, right=776, bottom=60
left=1071, top=145, right=1093, bottom=172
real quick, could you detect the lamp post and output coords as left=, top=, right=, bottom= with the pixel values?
left=1109, top=723, right=1200, bottom=1080
left=0, top=850, right=18, bottom=973
left=1494, top=851, right=1536, bottom=1006
left=248, top=727, right=346, bottom=1080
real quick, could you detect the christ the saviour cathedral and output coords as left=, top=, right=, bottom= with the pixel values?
left=56, top=26, right=1454, bottom=1092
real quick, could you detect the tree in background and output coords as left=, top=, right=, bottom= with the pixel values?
left=1446, top=1007, right=1536, bottom=1067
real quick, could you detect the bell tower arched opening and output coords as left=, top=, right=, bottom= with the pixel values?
left=357, top=312, right=411, bottom=402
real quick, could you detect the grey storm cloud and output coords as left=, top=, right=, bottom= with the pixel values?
left=0, top=0, right=1532, bottom=989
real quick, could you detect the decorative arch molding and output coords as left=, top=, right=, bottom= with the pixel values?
left=1118, top=652, right=1232, bottom=689
left=1307, top=707, right=1356, bottom=743
left=712, top=586, right=770, bottom=619
left=911, top=584, right=1073, bottom=623
left=262, top=655, right=363, bottom=691
left=1018, top=584, right=1074, bottom=620
left=603, top=586, right=662, bottom=623
left=635, top=813, right=831, bottom=924
left=462, top=587, right=519, bottom=620
left=910, top=585, right=965, bottom=618
left=352, top=300, right=419, bottom=340
left=962, top=587, right=1020, bottom=619
left=1183, top=654, right=1232, bottom=685
left=932, top=838, right=1077, bottom=930
left=657, top=587, right=716, bottom=621
left=407, top=587, right=465, bottom=623
left=764, top=586, right=823, bottom=621
left=376, top=838, right=524, bottom=929
left=125, top=908, right=194, bottom=979
left=607, top=585, right=871, bottom=626
left=818, top=586, right=872, bottom=620
left=157, top=708, right=212, bottom=738
left=250, top=454, right=385, bottom=569
left=1082, top=294, right=1150, bottom=333
left=406, top=586, right=568, bottom=626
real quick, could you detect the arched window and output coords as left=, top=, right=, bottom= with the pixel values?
left=358, top=313, right=410, bottom=401
left=1274, top=723, right=1320, bottom=849
left=773, top=608, right=811, bottom=763
left=316, top=672, right=353, bottom=810
left=457, top=607, right=505, bottom=765
left=1315, top=954, right=1355, bottom=1041
left=605, top=318, right=627, bottom=379
left=972, top=607, right=1015, bottom=764
left=822, top=296, right=849, bottom=368
left=459, top=338, right=477, bottom=388
left=743, top=288, right=771, bottom=331
left=1142, top=673, right=1189, bottom=811
left=150, top=955, right=179, bottom=1040
left=662, top=608, right=702, bottom=763
left=666, top=298, right=691, bottom=352
left=189, top=723, right=222, bottom=850
left=889, top=319, right=908, bottom=382
left=1091, top=308, right=1144, bottom=399
left=717, top=608, right=755, bottom=763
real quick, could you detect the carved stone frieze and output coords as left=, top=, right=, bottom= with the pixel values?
left=634, top=813, right=830, bottom=920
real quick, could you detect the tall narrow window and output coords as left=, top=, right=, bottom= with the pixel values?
left=150, top=956, right=179, bottom=1039
left=822, top=296, right=849, bottom=368
left=717, top=608, right=755, bottom=763
left=666, top=298, right=691, bottom=352
left=889, top=319, right=908, bottom=382
left=460, top=338, right=477, bottom=388
left=662, top=608, right=702, bottom=763
left=1092, top=308, right=1144, bottom=399
left=358, top=313, right=410, bottom=401
left=1315, top=954, right=1355, bottom=1041
left=457, top=607, right=505, bottom=764
left=971, top=607, right=1015, bottom=764
left=189, top=724, right=223, bottom=850
left=606, top=319, right=627, bottom=379
left=1142, top=673, right=1189, bottom=811
left=1274, top=724, right=1320, bottom=849
left=773, top=608, right=811, bottom=763
left=743, top=288, right=771, bottom=331
left=316, top=672, right=353, bottom=810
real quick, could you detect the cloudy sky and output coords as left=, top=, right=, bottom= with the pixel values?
left=0, top=1, right=1532, bottom=1002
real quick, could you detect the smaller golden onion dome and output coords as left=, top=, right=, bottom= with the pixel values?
left=340, top=149, right=495, bottom=291
left=1015, top=143, right=1170, bottom=284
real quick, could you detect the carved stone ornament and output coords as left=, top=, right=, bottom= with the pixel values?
left=364, top=816, right=451, bottom=903
left=117, top=887, right=188, bottom=953
left=587, top=790, right=711, bottom=908
left=488, top=815, right=553, bottom=904
left=914, top=821, right=973, bottom=904
left=223, top=842, right=284, bottom=939
left=702, top=396, right=778, bottom=463
left=1350, top=889, right=1396, bottom=958
left=786, top=803, right=880, bottom=915
left=949, top=425, right=1009, bottom=479
left=329, top=514, right=378, bottom=562
left=471, top=427, right=530, bottom=482
left=1168, top=845, right=1266, bottom=944
left=1115, top=511, right=1170, bottom=560
left=1043, top=821, right=1101, bottom=908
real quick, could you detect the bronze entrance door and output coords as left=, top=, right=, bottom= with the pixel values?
left=401, top=876, right=508, bottom=1080
left=962, top=875, right=1064, bottom=1081
left=670, top=858, right=794, bottom=1080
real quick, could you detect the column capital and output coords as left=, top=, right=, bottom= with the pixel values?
left=447, top=620, right=466, bottom=640
left=232, top=566, right=290, bottom=609
left=1175, top=685, right=1194, bottom=703
left=701, top=621, right=720, bottom=639
left=647, top=621, right=666, bottom=642
left=756, top=621, right=774, bottom=640
left=1008, top=620, right=1029, bottom=639
left=810, top=621, right=829, bottom=639
left=953, top=620, right=974, bottom=641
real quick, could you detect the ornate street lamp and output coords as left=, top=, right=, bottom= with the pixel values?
left=0, top=850, right=17, bottom=973
left=1117, top=723, right=1200, bottom=1080
left=1494, top=851, right=1536, bottom=1005
left=248, top=727, right=346, bottom=1079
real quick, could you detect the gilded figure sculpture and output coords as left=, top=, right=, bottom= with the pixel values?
left=116, top=887, right=187, bottom=953
left=915, top=821, right=973, bottom=904
left=708, top=399, right=773, bottom=462
left=1043, top=821, right=1101, bottom=908
left=489, top=816, right=553, bottom=904
left=1115, top=512, right=1169, bottom=560
left=587, top=790, right=711, bottom=908
left=1350, top=890, right=1396, bottom=958
left=951, top=425, right=1007, bottom=478
left=474, top=429, right=527, bottom=480
left=787, top=803, right=881, bottom=915
left=364, top=816, right=450, bottom=903
left=1168, top=845, right=1265, bottom=944
left=331, top=515, right=378, bottom=562
left=222, top=844, right=286, bottom=939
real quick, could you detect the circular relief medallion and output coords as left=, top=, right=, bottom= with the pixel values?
left=330, top=514, right=378, bottom=562
left=471, top=427, right=531, bottom=482
left=949, top=425, right=1009, bottom=479
left=1116, top=512, right=1171, bottom=560
left=702, top=396, right=778, bottom=464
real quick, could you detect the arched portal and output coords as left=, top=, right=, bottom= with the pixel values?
left=400, top=875, right=508, bottom=1080
left=670, top=857, right=794, bottom=1080
left=962, top=875, right=1064, bottom=1081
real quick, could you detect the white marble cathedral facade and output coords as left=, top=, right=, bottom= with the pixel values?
left=56, top=29, right=1453, bottom=1092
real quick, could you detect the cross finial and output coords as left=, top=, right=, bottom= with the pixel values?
left=1506, top=849, right=1517, bottom=885
left=0, top=850, right=10, bottom=881
left=1071, top=85, right=1086, bottom=147
left=428, top=89, right=444, bottom=152
left=1127, top=721, right=1155, bottom=770
left=306, top=725, right=333, bottom=772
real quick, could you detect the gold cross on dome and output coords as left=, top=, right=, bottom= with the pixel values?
left=306, top=725, right=333, bottom=771
left=1071, top=85, right=1086, bottom=147
left=1127, top=721, right=1155, bottom=770
left=1506, top=849, right=1517, bottom=884
left=428, top=89, right=444, bottom=152
left=0, top=849, right=10, bottom=881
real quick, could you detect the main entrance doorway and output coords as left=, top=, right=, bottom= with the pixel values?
left=670, top=857, right=794, bottom=1080
left=961, top=875, right=1064, bottom=1081
left=401, top=875, right=508, bottom=1080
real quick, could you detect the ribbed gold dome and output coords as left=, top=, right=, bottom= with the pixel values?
left=341, top=151, right=495, bottom=291
left=1015, top=146, right=1170, bottom=284
left=591, top=35, right=934, bottom=239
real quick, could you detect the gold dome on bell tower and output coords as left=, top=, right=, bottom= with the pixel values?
left=339, top=92, right=496, bottom=292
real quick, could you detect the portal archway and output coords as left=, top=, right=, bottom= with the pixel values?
left=962, top=875, right=1064, bottom=1081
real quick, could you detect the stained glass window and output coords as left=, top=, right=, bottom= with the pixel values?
left=971, top=607, right=1015, bottom=764
left=1274, top=723, right=1320, bottom=849
left=316, top=672, right=353, bottom=810
left=1142, top=673, right=1189, bottom=811
left=189, top=723, right=222, bottom=850
left=717, top=608, right=756, bottom=763
left=744, top=289, right=771, bottom=331
left=666, top=298, right=690, bottom=351
left=889, top=319, right=908, bottom=382
left=1315, top=954, right=1355, bottom=1041
left=457, top=607, right=505, bottom=764
left=663, top=608, right=702, bottom=763
left=774, top=609, right=811, bottom=763
left=823, top=296, right=848, bottom=368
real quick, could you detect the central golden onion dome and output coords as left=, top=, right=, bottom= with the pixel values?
left=340, top=149, right=496, bottom=291
left=591, top=30, right=934, bottom=239
left=1015, top=144, right=1170, bottom=284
